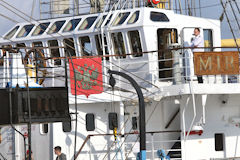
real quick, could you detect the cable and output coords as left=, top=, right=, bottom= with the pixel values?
left=0, top=0, right=160, bottom=93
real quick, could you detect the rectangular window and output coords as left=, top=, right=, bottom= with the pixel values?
left=95, top=15, right=106, bottom=28
left=128, top=30, right=142, bottom=57
left=40, top=123, right=48, bottom=134
left=157, top=29, right=178, bottom=79
left=108, top=112, right=118, bottom=130
left=79, top=16, right=97, bottom=30
left=112, top=12, right=130, bottom=26
left=86, top=113, right=95, bottom=131
left=79, top=36, right=92, bottom=56
left=112, top=32, right=126, bottom=59
left=95, top=35, right=109, bottom=60
left=204, top=29, right=213, bottom=51
left=150, top=12, right=169, bottom=22
left=62, top=121, right=72, bottom=132
left=17, top=24, right=34, bottom=38
left=48, top=40, right=61, bottom=65
left=48, top=20, right=65, bottom=34
left=63, top=38, right=76, bottom=57
left=215, top=133, right=224, bottom=151
left=128, top=11, right=140, bottom=24
left=32, top=22, right=50, bottom=36
left=32, top=42, right=45, bottom=69
left=4, top=26, right=19, bottom=39
left=33, top=41, right=44, bottom=54
left=132, top=117, right=138, bottom=130
left=63, top=18, right=81, bottom=32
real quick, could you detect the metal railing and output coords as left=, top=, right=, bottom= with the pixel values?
left=75, top=130, right=181, bottom=160
left=0, top=47, right=239, bottom=94
left=39, top=0, right=173, bottom=19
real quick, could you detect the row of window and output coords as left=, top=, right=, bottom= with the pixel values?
left=14, top=30, right=143, bottom=65
left=39, top=113, right=136, bottom=134
left=4, top=11, right=141, bottom=39
left=4, top=11, right=170, bottom=40
left=86, top=113, right=138, bottom=131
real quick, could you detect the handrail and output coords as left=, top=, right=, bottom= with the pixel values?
left=75, top=130, right=181, bottom=159
left=0, top=153, right=7, bottom=160
left=165, top=108, right=180, bottom=129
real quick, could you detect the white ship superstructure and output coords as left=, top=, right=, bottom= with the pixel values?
left=0, top=0, right=240, bottom=160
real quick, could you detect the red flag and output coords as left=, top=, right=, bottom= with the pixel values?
left=69, top=58, right=103, bottom=97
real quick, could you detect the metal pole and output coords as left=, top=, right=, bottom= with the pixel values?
left=27, top=61, right=32, bottom=160
left=220, top=0, right=240, bottom=53
left=67, top=50, right=78, bottom=160
left=108, top=70, right=146, bottom=160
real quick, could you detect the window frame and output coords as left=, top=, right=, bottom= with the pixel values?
left=16, top=24, right=35, bottom=38
left=32, top=22, right=50, bottom=36
left=112, top=12, right=130, bottom=26
left=48, top=40, right=61, bottom=65
left=203, top=29, right=214, bottom=52
left=4, top=26, right=19, bottom=39
left=128, top=30, right=143, bottom=58
left=127, top=11, right=140, bottom=24
left=63, top=18, right=82, bottom=32
left=63, top=38, right=76, bottom=57
left=79, top=16, right=98, bottom=30
left=47, top=20, right=66, bottom=34
left=86, top=113, right=95, bottom=131
left=150, top=12, right=170, bottom=22
left=111, top=32, right=126, bottom=59
left=40, top=123, right=48, bottom=135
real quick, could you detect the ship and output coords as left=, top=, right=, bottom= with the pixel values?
left=0, top=0, right=240, bottom=159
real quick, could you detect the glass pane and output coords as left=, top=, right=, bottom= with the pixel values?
left=95, top=35, right=109, bottom=60
left=79, top=36, right=92, bottom=56
left=112, top=32, right=126, bottom=58
left=108, top=112, right=118, bottom=130
left=79, top=16, right=97, bottom=30
left=64, top=38, right=76, bottom=56
left=129, top=31, right=142, bottom=57
left=4, top=26, right=19, bottom=39
left=95, top=15, right=106, bottom=28
left=17, top=25, right=34, bottom=38
left=63, top=18, right=81, bottom=32
left=48, top=20, right=65, bottom=34
left=150, top=12, right=169, bottom=22
left=32, top=22, right=50, bottom=36
left=128, top=11, right=140, bottom=24
left=104, top=14, right=112, bottom=26
left=113, top=12, right=130, bottom=26
left=48, top=40, right=61, bottom=65
left=204, top=29, right=213, bottom=51
left=86, top=113, right=95, bottom=131
left=32, top=42, right=45, bottom=68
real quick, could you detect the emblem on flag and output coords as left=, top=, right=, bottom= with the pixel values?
left=69, top=58, right=103, bottom=97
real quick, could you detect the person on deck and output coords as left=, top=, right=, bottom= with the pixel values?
left=54, top=146, right=67, bottom=160
left=191, top=28, right=204, bottom=83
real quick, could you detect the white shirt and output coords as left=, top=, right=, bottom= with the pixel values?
left=191, top=35, right=204, bottom=52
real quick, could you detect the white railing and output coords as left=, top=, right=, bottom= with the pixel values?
left=75, top=130, right=181, bottom=160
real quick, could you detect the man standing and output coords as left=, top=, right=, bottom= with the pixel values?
left=54, top=146, right=67, bottom=160
left=191, top=28, right=204, bottom=83
left=191, top=28, right=204, bottom=52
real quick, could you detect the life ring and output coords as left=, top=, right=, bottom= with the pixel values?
left=24, top=49, right=47, bottom=85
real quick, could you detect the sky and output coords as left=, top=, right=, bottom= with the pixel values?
left=0, top=0, right=238, bottom=39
